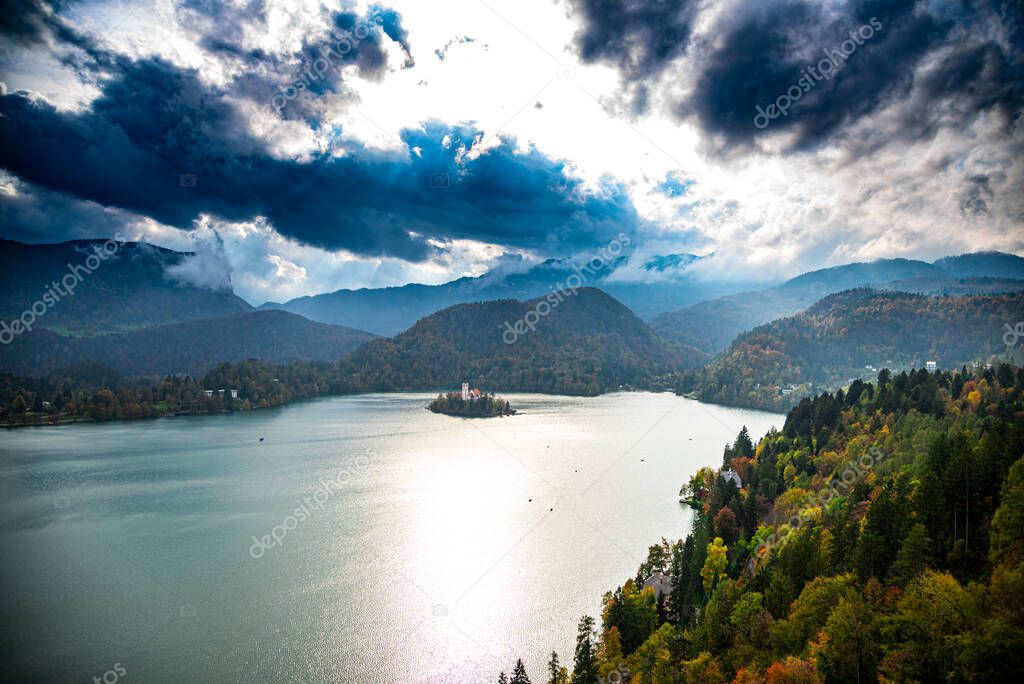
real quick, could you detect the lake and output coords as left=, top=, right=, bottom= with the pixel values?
left=0, top=392, right=781, bottom=683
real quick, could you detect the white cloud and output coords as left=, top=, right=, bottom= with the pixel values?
left=3, top=0, right=1020, bottom=298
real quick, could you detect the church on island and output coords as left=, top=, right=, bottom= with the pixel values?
left=460, top=382, right=482, bottom=401
left=427, top=383, right=516, bottom=418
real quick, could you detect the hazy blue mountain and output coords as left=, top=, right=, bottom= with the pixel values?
left=0, top=239, right=251, bottom=335
left=266, top=255, right=758, bottom=335
left=0, top=310, right=376, bottom=378
left=642, top=252, right=708, bottom=272
left=933, top=251, right=1024, bottom=279
left=652, top=253, right=1024, bottom=355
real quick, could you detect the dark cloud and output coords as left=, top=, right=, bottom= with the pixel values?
left=686, top=0, right=965, bottom=151
left=0, top=57, right=638, bottom=259
left=570, top=0, right=1023, bottom=154
left=570, top=0, right=699, bottom=80
left=0, top=177, right=143, bottom=242
left=960, top=174, right=994, bottom=216
left=0, top=0, right=66, bottom=44
left=0, top=0, right=106, bottom=63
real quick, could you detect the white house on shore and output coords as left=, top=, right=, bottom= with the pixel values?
left=720, top=469, right=743, bottom=489
left=642, top=572, right=672, bottom=600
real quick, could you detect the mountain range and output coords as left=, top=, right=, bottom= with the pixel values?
left=678, top=289, right=1024, bottom=411
left=652, top=253, right=1024, bottom=355
left=2, top=239, right=1023, bottom=401
left=0, top=310, right=376, bottom=378
left=0, top=239, right=252, bottom=334
left=260, top=254, right=759, bottom=335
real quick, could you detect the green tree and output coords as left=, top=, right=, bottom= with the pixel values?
left=770, top=574, right=852, bottom=656
left=889, top=523, right=931, bottom=586
left=625, top=622, right=676, bottom=683
left=881, top=570, right=980, bottom=682
left=602, top=580, right=658, bottom=655
left=511, top=658, right=531, bottom=684
left=734, top=425, right=754, bottom=459
left=815, top=591, right=878, bottom=684
left=572, top=615, right=599, bottom=684
left=597, top=626, right=624, bottom=680
left=991, top=456, right=1024, bottom=567
left=547, top=651, right=569, bottom=684
left=680, top=651, right=726, bottom=683
left=730, top=591, right=769, bottom=647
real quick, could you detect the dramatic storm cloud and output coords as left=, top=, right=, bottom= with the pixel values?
left=0, top=0, right=1020, bottom=299
left=0, top=4, right=637, bottom=261
left=571, top=0, right=1023, bottom=153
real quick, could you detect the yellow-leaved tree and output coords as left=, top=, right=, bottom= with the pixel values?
left=701, top=537, right=728, bottom=593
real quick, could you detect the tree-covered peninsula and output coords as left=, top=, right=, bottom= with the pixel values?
left=500, top=362, right=1024, bottom=682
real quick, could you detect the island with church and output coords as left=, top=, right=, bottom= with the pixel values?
left=427, top=383, right=516, bottom=418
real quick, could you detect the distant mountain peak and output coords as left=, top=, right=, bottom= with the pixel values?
left=642, top=253, right=708, bottom=272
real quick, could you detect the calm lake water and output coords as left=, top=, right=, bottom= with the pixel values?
left=0, top=392, right=781, bottom=683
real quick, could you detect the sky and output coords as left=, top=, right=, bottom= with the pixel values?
left=0, top=0, right=1021, bottom=305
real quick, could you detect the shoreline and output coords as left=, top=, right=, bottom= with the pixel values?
left=3, top=388, right=781, bottom=430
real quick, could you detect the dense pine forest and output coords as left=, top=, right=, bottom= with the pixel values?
left=500, top=363, right=1024, bottom=682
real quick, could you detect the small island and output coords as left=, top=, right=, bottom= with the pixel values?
left=428, top=383, right=516, bottom=417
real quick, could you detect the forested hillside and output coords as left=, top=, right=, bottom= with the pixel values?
left=652, top=253, right=1024, bottom=356
left=0, top=239, right=251, bottom=333
left=678, top=290, right=1024, bottom=412
left=0, top=310, right=376, bottom=377
left=508, top=364, right=1024, bottom=682
left=0, top=358, right=350, bottom=424
left=338, top=288, right=701, bottom=395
